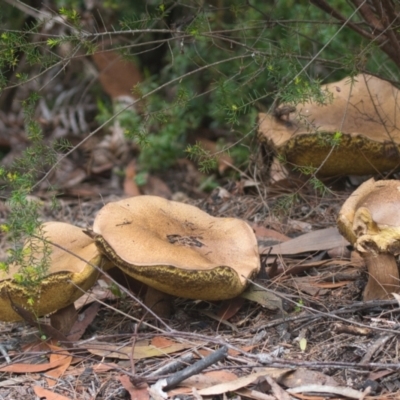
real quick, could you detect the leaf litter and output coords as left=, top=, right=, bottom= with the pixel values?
left=2, top=183, right=400, bottom=400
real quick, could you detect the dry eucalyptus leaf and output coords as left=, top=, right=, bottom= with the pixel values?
left=198, top=368, right=291, bottom=396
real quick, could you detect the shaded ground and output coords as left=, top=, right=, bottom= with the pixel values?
left=1, top=178, right=400, bottom=399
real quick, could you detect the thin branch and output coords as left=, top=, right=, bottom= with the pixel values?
left=352, top=0, right=384, bottom=31
left=310, top=0, right=378, bottom=42
left=382, top=0, right=400, bottom=24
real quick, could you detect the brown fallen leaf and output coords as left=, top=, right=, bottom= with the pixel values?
left=33, top=386, right=72, bottom=400
left=288, top=393, right=325, bottom=400
left=166, top=387, right=193, bottom=396
left=216, top=297, right=246, bottom=320
left=124, top=160, right=141, bottom=196
left=74, top=282, right=117, bottom=310
left=368, top=369, right=395, bottom=381
left=84, top=339, right=195, bottom=360
left=289, top=276, right=329, bottom=296
left=67, top=302, right=101, bottom=342
left=262, top=227, right=349, bottom=255
left=240, top=283, right=282, bottom=310
left=0, top=357, right=67, bottom=373
left=279, top=368, right=339, bottom=388
left=45, top=343, right=73, bottom=387
left=310, top=281, right=352, bottom=289
left=143, top=175, right=172, bottom=199
left=50, top=304, right=77, bottom=336
left=119, top=374, right=149, bottom=400
left=64, top=185, right=104, bottom=197
left=92, top=50, right=142, bottom=100
left=227, top=346, right=255, bottom=357
left=287, top=384, right=365, bottom=399
left=327, top=245, right=351, bottom=259
left=198, top=367, right=291, bottom=396
left=250, top=224, right=290, bottom=243
left=264, top=375, right=291, bottom=400
left=151, top=336, right=179, bottom=348
left=167, top=370, right=238, bottom=396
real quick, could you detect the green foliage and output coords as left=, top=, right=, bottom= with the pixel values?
left=134, top=171, right=148, bottom=186
left=294, top=299, right=305, bottom=313
left=186, top=143, right=217, bottom=174
left=59, top=7, right=81, bottom=29
left=293, top=165, right=330, bottom=196
left=0, top=92, right=60, bottom=286
left=317, top=131, right=343, bottom=148
left=273, top=193, right=298, bottom=216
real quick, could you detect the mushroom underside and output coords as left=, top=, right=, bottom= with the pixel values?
left=0, top=221, right=106, bottom=322
left=0, top=263, right=100, bottom=322
left=337, top=179, right=400, bottom=300
left=258, top=74, right=400, bottom=177
left=97, top=236, right=251, bottom=300
left=92, top=195, right=260, bottom=301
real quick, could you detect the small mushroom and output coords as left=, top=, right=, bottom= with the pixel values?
left=0, top=222, right=107, bottom=322
left=337, top=179, right=400, bottom=300
left=91, top=196, right=260, bottom=301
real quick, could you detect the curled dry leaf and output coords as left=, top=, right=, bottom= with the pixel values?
left=197, top=367, right=291, bottom=396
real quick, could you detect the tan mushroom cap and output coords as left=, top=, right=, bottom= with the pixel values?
left=337, top=179, right=400, bottom=300
left=258, top=74, right=400, bottom=176
left=338, top=179, right=400, bottom=253
left=0, top=222, right=105, bottom=322
left=92, top=196, right=260, bottom=301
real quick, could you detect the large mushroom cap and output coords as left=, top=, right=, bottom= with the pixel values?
left=337, top=179, right=400, bottom=300
left=92, top=196, right=260, bottom=301
left=258, top=74, right=400, bottom=177
left=0, top=222, right=104, bottom=322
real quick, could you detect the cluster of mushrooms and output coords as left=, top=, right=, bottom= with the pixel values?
left=1, top=179, right=400, bottom=324
left=0, top=196, right=260, bottom=322
left=257, top=72, right=400, bottom=300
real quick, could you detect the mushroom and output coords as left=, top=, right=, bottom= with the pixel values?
left=0, top=222, right=108, bottom=322
left=90, top=196, right=260, bottom=302
left=258, top=74, right=400, bottom=177
left=337, top=179, right=400, bottom=300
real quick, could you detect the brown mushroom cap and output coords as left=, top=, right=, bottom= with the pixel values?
left=337, top=179, right=400, bottom=299
left=338, top=179, right=400, bottom=253
left=92, top=196, right=260, bottom=301
left=258, top=74, right=400, bottom=177
left=0, top=222, right=105, bottom=322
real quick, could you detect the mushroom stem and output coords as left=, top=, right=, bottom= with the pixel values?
left=50, top=303, right=78, bottom=335
left=362, top=253, right=400, bottom=300
left=144, top=286, right=173, bottom=319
